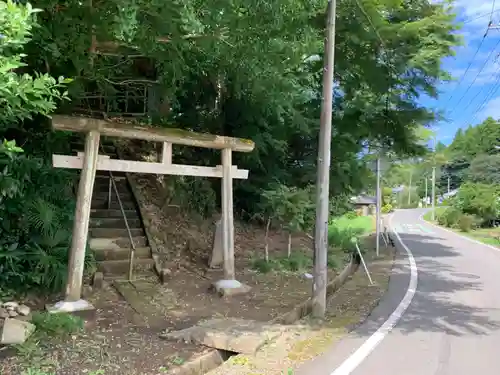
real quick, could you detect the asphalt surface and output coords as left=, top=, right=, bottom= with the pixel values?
left=297, top=208, right=500, bottom=375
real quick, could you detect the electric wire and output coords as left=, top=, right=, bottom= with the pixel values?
left=451, top=38, right=500, bottom=116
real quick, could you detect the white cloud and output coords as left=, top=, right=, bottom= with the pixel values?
left=480, top=95, right=500, bottom=119
left=454, top=0, right=495, bottom=20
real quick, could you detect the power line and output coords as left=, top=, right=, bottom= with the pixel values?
left=441, top=36, right=487, bottom=108
left=441, top=4, right=498, bottom=112
left=462, top=65, right=500, bottom=127
left=457, top=51, right=500, bottom=117
left=445, top=36, right=500, bottom=114
left=460, top=9, right=500, bottom=25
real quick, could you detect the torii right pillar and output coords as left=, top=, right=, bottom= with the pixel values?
left=211, top=147, right=251, bottom=297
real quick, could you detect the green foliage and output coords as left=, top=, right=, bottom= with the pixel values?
left=252, top=252, right=313, bottom=274
left=261, top=184, right=315, bottom=234
left=0, top=140, right=94, bottom=292
left=15, top=312, right=83, bottom=373
left=381, top=203, right=393, bottom=214
left=454, top=182, right=500, bottom=223
left=0, top=0, right=70, bottom=127
left=31, top=311, right=84, bottom=336
left=436, top=207, right=461, bottom=228
left=21, top=0, right=459, bottom=217
left=0, top=0, right=91, bottom=295
left=457, top=214, right=477, bottom=233
left=169, top=176, right=217, bottom=218
left=328, top=215, right=373, bottom=252
left=344, top=210, right=359, bottom=220
left=466, top=154, right=500, bottom=185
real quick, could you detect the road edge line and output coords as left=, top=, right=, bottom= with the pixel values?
left=329, top=212, right=418, bottom=375
left=419, top=213, right=500, bottom=253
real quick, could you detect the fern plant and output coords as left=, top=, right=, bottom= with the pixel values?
left=0, top=140, right=95, bottom=292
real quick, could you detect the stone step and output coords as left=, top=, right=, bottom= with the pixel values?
left=90, top=217, right=142, bottom=229
left=90, top=227, right=144, bottom=238
left=90, top=209, right=140, bottom=219
left=91, top=200, right=137, bottom=210
left=98, top=258, right=155, bottom=275
left=93, top=182, right=131, bottom=194
left=89, top=236, right=148, bottom=250
left=93, top=246, right=151, bottom=261
left=91, top=192, right=135, bottom=204
left=94, top=174, right=126, bottom=181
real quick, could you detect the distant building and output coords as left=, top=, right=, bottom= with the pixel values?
left=351, top=195, right=376, bottom=216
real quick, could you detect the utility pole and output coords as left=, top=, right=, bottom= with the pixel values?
left=312, top=0, right=336, bottom=318
left=425, top=176, right=428, bottom=207
left=375, top=157, right=381, bottom=257
left=408, top=169, right=412, bottom=205
left=431, top=166, right=436, bottom=220
left=431, top=134, right=437, bottom=221
left=447, top=176, right=450, bottom=194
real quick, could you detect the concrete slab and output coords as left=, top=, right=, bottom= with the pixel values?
left=163, top=317, right=287, bottom=354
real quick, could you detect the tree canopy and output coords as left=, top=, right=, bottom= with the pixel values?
left=8, top=0, right=459, bottom=212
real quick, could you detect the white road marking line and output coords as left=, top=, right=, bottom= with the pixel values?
left=330, top=213, right=419, bottom=375
left=416, top=224, right=433, bottom=234
left=419, top=213, right=500, bottom=252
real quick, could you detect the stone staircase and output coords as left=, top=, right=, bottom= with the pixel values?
left=71, top=139, right=156, bottom=278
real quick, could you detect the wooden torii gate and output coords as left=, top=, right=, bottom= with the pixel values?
left=47, top=115, right=255, bottom=313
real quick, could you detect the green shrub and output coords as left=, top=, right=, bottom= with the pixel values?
left=381, top=203, right=393, bottom=214
left=454, top=182, right=500, bottom=223
left=438, top=207, right=462, bottom=228
left=344, top=210, right=359, bottom=220
left=31, top=312, right=84, bottom=337
left=328, top=215, right=373, bottom=252
left=0, top=141, right=95, bottom=293
left=457, top=214, right=476, bottom=232
left=251, top=252, right=312, bottom=273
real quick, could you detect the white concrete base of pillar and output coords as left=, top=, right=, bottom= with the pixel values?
left=46, top=299, right=95, bottom=314
left=210, top=279, right=251, bottom=297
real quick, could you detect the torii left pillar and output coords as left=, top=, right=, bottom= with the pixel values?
left=47, top=130, right=100, bottom=313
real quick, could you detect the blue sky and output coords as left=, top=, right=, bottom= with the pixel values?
left=423, top=0, right=500, bottom=144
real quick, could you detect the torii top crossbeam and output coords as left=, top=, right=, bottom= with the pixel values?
left=52, top=115, right=255, bottom=152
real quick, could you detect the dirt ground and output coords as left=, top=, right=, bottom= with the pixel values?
left=1, top=234, right=386, bottom=375
left=206, top=242, right=396, bottom=375
left=0, top=285, right=210, bottom=375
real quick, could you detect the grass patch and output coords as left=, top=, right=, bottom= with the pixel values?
left=328, top=215, right=374, bottom=251
left=424, top=208, right=500, bottom=248
left=252, top=248, right=346, bottom=274
left=423, top=207, right=446, bottom=222
left=252, top=215, right=374, bottom=274
left=14, top=312, right=84, bottom=372
left=462, top=227, right=500, bottom=247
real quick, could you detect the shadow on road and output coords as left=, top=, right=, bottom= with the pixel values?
left=351, top=231, right=500, bottom=338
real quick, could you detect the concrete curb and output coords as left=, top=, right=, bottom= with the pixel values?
left=271, top=255, right=361, bottom=325
left=170, top=350, right=228, bottom=375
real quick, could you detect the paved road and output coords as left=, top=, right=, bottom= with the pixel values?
left=297, top=208, right=500, bottom=375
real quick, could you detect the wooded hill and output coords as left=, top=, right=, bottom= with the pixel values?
left=0, top=0, right=460, bottom=293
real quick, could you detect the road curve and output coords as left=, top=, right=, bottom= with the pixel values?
left=297, top=208, right=500, bottom=375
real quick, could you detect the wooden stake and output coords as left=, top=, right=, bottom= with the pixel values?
left=221, top=148, right=235, bottom=280
left=66, top=131, right=100, bottom=301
